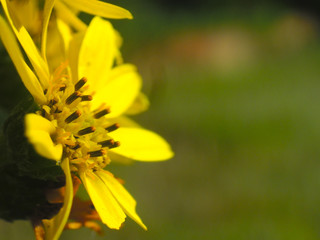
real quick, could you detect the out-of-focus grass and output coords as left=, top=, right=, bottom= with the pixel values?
left=2, top=3, right=320, bottom=240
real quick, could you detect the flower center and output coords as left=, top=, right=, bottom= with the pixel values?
left=39, top=66, right=119, bottom=172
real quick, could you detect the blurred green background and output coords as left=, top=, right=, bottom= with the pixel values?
left=2, top=0, right=320, bottom=239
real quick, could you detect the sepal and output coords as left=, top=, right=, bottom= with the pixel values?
left=2, top=96, right=63, bottom=180
left=0, top=97, right=65, bottom=221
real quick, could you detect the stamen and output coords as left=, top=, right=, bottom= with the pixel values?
left=81, top=95, right=92, bottom=102
left=65, top=110, right=81, bottom=123
left=75, top=77, right=87, bottom=91
left=72, top=144, right=80, bottom=150
left=109, top=141, right=120, bottom=149
left=94, top=108, right=110, bottom=119
left=105, top=123, right=119, bottom=133
left=78, top=126, right=96, bottom=136
left=54, top=108, right=62, bottom=113
left=66, top=91, right=81, bottom=105
left=48, top=99, right=57, bottom=107
left=88, top=149, right=106, bottom=157
left=98, top=139, right=114, bottom=148
left=59, top=85, right=66, bottom=91
left=41, top=110, right=46, bottom=117
left=70, top=158, right=83, bottom=164
left=67, top=144, right=80, bottom=150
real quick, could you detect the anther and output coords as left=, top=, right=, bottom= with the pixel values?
left=48, top=99, right=57, bottom=107
left=94, top=108, right=110, bottom=119
left=41, top=108, right=46, bottom=117
left=72, top=144, right=80, bottom=150
left=66, top=91, right=81, bottom=105
left=105, top=123, right=119, bottom=133
left=88, top=149, right=106, bottom=157
left=65, top=110, right=81, bottom=123
left=66, top=144, right=80, bottom=150
left=54, top=108, right=62, bottom=113
left=78, top=126, right=96, bottom=136
left=98, top=139, right=114, bottom=148
left=44, top=89, right=48, bottom=95
left=81, top=95, right=92, bottom=102
left=109, top=141, right=120, bottom=149
left=75, top=77, right=87, bottom=91
left=59, top=85, right=66, bottom=91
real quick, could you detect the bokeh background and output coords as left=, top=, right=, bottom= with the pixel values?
left=2, top=0, right=320, bottom=239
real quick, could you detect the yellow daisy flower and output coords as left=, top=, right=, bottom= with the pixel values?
left=0, top=5, right=173, bottom=240
left=0, top=0, right=132, bottom=71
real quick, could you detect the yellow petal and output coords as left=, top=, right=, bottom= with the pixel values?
left=56, top=19, right=72, bottom=55
left=125, top=92, right=150, bottom=115
left=78, top=17, right=116, bottom=88
left=96, top=170, right=147, bottom=230
left=1, top=0, right=50, bottom=89
left=41, top=0, right=56, bottom=60
left=7, top=0, right=40, bottom=36
left=80, top=169, right=126, bottom=229
left=0, top=15, right=46, bottom=104
left=108, top=152, right=134, bottom=165
left=45, top=18, right=67, bottom=71
left=43, top=158, right=73, bottom=240
left=68, top=31, right=85, bottom=82
left=61, top=0, right=132, bottom=19
left=108, top=126, right=174, bottom=161
left=109, top=116, right=142, bottom=129
left=55, top=0, right=87, bottom=32
left=25, top=114, right=63, bottom=161
left=91, top=64, right=142, bottom=118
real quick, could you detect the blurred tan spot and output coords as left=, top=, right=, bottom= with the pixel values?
left=133, top=12, right=318, bottom=86
left=269, top=13, right=317, bottom=52
left=168, top=29, right=258, bottom=72
left=134, top=28, right=258, bottom=77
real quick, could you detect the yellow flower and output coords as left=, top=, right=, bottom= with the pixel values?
left=0, top=0, right=132, bottom=71
left=0, top=5, right=173, bottom=240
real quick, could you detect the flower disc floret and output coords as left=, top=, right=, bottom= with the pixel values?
left=39, top=65, right=120, bottom=173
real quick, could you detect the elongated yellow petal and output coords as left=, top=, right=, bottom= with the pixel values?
left=55, top=0, right=87, bottom=32
left=91, top=64, right=142, bottom=117
left=125, top=92, right=150, bottom=115
left=43, top=158, right=73, bottom=240
left=45, top=19, right=67, bottom=71
left=108, top=152, right=134, bottom=165
left=80, top=169, right=126, bottom=229
left=25, top=114, right=63, bottom=161
left=7, top=0, right=40, bottom=36
left=0, top=15, right=46, bottom=104
left=1, top=0, right=50, bottom=89
left=1, top=0, right=49, bottom=86
left=68, top=31, right=85, bottom=82
left=109, top=116, right=142, bottom=129
left=96, top=170, right=147, bottom=230
left=78, top=17, right=116, bottom=88
left=56, top=19, right=72, bottom=55
left=61, top=0, right=132, bottom=19
left=41, top=0, right=56, bottom=60
left=108, top=126, right=174, bottom=161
